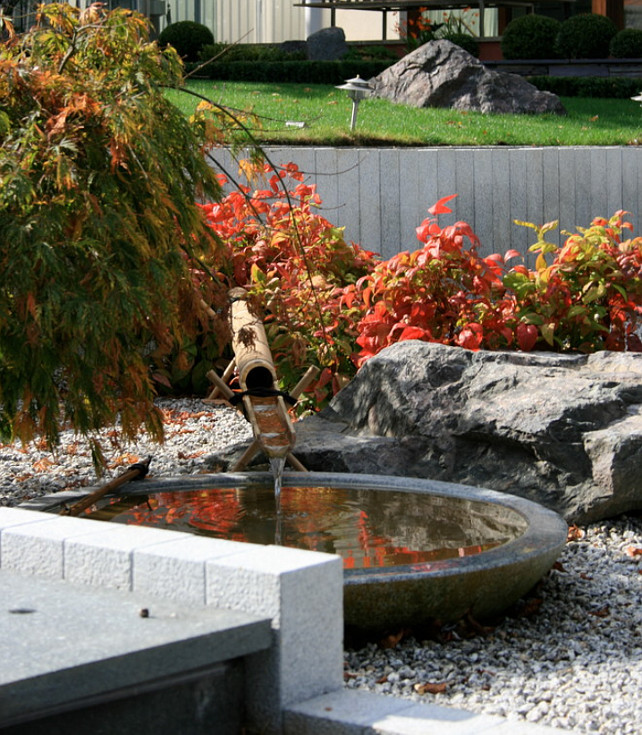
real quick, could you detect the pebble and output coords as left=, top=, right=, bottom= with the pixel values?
left=1, top=398, right=641, bottom=733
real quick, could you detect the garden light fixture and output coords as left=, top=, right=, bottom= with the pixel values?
left=336, top=75, right=372, bottom=131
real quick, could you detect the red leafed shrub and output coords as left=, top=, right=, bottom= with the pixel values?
left=353, top=198, right=642, bottom=364
left=199, top=160, right=378, bottom=410
left=506, top=214, right=642, bottom=352
left=354, top=195, right=517, bottom=363
left=196, top=162, right=641, bottom=414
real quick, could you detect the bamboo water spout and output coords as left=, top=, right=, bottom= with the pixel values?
left=206, top=288, right=317, bottom=471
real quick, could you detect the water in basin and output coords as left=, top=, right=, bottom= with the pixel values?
left=85, top=485, right=528, bottom=570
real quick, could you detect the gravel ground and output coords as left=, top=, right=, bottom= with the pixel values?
left=345, top=516, right=642, bottom=734
left=1, top=397, right=641, bottom=734
left=0, top=398, right=252, bottom=507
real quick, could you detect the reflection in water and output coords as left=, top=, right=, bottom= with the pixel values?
left=86, top=486, right=528, bottom=570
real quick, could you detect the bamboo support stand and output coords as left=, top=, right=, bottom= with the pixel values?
left=206, top=288, right=320, bottom=472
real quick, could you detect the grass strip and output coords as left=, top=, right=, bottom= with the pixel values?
left=166, top=81, right=642, bottom=147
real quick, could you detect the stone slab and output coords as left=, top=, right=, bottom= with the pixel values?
left=284, top=690, right=574, bottom=735
left=133, top=535, right=256, bottom=605
left=0, top=569, right=271, bottom=728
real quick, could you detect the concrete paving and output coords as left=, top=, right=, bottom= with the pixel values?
left=285, top=690, right=571, bottom=735
left=0, top=569, right=271, bottom=729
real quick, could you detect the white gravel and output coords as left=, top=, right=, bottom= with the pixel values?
left=0, top=398, right=252, bottom=507
left=345, top=516, right=642, bottom=734
left=1, top=397, right=641, bottom=734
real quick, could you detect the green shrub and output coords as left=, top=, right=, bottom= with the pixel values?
left=528, top=75, right=642, bottom=98
left=610, top=28, right=642, bottom=58
left=158, top=20, right=214, bottom=62
left=501, top=14, right=562, bottom=60
left=555, top=13, right=618, bottom=59
left=442, top=32, right=479, bottom=57
left=200, top=42, right=306, bottom=63
left=345, top=45, right=399, bottom=62
left=188, top=59, right=391, bottom=84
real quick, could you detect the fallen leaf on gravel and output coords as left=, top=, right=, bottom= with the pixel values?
left=33, top=457, right=54, bottom=471
left=567, top=525, right=585, bottom=542
left=379, top=629, right=409, bottom=649
left=109, top=453, right=140, bottom=468
left=465, top=611, right=494, bottom=635
left=589, top=606, right=610, bottom=618
left=517, top=597, right=544, bottom=618
left=625, top=546, right=642, bottom=557
left=552, top=561, right=567, bottom=572
left=414, top=681, right=448, bottom=695
left=177, top=451, right=205, bottom=460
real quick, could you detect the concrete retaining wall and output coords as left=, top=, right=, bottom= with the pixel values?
left=214, top=146, right=642, bottom=264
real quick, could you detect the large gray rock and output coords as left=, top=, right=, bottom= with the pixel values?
left=369, top=40, right=566, bottom=115
left=294, top=342, right=642, bottom=523
left=307, top=27, right=348, bottom=61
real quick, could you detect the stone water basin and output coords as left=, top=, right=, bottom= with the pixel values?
left=35, top=472, right=568, bottom=631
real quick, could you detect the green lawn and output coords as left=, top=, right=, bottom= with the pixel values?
left=166, top=80, right=642, bottom=147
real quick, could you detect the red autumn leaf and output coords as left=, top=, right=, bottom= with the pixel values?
left=504, top=249, right=522, bottom=261
left=457, top=323, right=483, bottom=350
left=397, top=325, right=431, bottom=343
left=428, top=194, right=458, bottom=216
left=516, top=323, right=538, bottom=352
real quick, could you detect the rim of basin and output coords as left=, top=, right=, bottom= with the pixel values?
left=21, top=470, right=568, bottom=585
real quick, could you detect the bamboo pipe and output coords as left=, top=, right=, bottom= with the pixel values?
left=60, top=457, right=152, bottom=517
left=290, top=365, right=321, bottom=400
left=228, top=288, right=295, bottom=460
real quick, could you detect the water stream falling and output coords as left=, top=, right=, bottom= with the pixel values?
left=269, top=456, right=287, bottom=545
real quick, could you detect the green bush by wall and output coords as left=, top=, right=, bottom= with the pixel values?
left=610, top=28, right=642, bottom=59
left=501, top=14, right=562, bottom=60
left=442, top=32, right=480, bottom=58
left=528, top=75, right=642, bottom=98
left=554, top=13, right=618, bottom=59
left=200, top=42, right=306, bottom=63
left=158, top=21, right=214, bottom=63
left=184, top=59, right=392, bottom=84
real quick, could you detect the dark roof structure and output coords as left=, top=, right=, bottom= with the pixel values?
left=294, top=0, right=577, bottom=38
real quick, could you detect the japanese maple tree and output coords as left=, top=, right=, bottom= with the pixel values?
left=0, top=4, right=225, bottom=458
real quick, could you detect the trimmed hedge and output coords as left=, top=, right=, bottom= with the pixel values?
left=610, top=28, right=642, bottom=59
left=184, top=59, right=392, bottom=84
left=501, top=14, right=562, bottom=60
left=442, top=32, right=480, bottom=58
left=528, top=75, right=642, bottom=98
left=200, top=42, right=306, bottom=63
left=554, top=13, right=618, bottom=59
left=158, top=21, right=214, bottom=63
